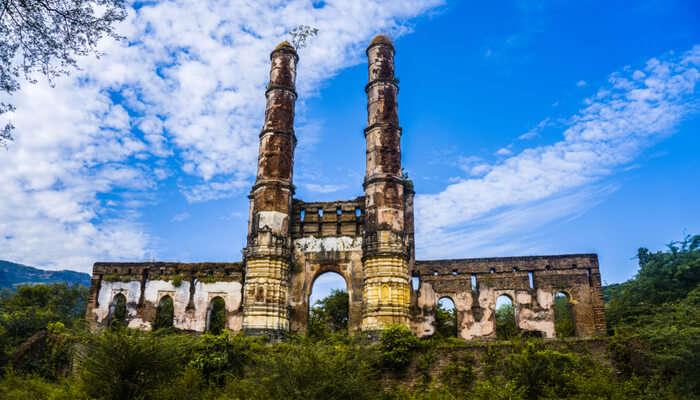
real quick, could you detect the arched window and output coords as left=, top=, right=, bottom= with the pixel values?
left=153, top=295, right=174, bottom=331
left=495, top=295, right=518, bottom=340
left=308, top=271, right=348, bottom=339
left=109, top=293, right=127, bottom=329
left=435, top=297, right=457, bottom=337
left=206, top=297, right=226, bottom=334
left=554, top=292, right=575, bottom=337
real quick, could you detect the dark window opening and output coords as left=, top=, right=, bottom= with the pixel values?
left=554, top=292, right=575, bottom=337
left=206, top=297, right=226, bottom=334
left=495, top=295, right=518, bottom=340
left=355, top=208, right=361, bottom=217
left=318, top=208, right=323, bottom=217
left=153, top=295, right=174, bottom=330
left=435, top=297, right=457, bottom=338
left=109, top=293, right=127, bottom=330
left=452, top=269, right=457, bottom=276
left=490, top=268, right=495, bottom=274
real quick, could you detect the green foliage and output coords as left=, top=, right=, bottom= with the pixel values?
left=226, top=341, right=380, bottom=400
left=606, top=234, right=700, bottom=330
left=171, top=274, right=183, bottom=287
left=495, top=303, right=518, bottom=340
left=379, top=325, right=420, bottom=371
left=152, top=296, right=174, bottom=331
left=434, top=301, right=457, bottom=338
left=78, top=329, right=192, bottom=400
left=109, top=293, right=127, bottom=330
left=439, top=354, right=475, bottom=393
left=206, top=297, right=226, bottom=335
left=308, top=289, right=349, bottom=339
left=0, top=369, right=88, bottom=400
left=0, top=283, right=87, bottom=366
left=605, top=234, right=700, bottom=396
left=187, top=333, right=262, bottom=384
left=554, top=293, right=575, bottom=338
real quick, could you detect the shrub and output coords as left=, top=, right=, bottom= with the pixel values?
left=379, top=325, right=420, bottom=371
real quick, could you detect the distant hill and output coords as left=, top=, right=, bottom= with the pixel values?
left=0, top=260, right=91, bottom=290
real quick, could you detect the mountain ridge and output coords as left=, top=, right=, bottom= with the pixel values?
left=0, top=260, right=90, bottom=289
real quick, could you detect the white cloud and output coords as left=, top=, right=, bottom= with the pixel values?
left=495, top=147, right=513, bottom=156
left=576, top=80, right=587, bottom=87
left=0, top=0, right=444, bottom=271
left=171, top=212, right=191, bottom=222
left=518, top=117, right=550, bottom=140
left=302, top=183, right=347, bottom=194
left=415, top=46, right=699, bottom=259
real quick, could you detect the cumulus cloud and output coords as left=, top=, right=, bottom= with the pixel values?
left=415, top=46, right=699, bottom=259
left=301, top=183, right=348, bottom=194
left=0, top=0, right=443, bottom=271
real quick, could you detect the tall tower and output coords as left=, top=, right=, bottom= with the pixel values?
left=242, top=41, right=298, bottom=335
left=361, top=35, right=411, bottom=331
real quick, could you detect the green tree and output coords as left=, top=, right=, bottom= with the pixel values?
left=308, top=289, right=349, bottom=339
left=79, top=329, right=191, bottom=400
left=553, top=293, right=574, bottom=337
left=152, top=296, right=174, bottom=331
left=495, top=303, right=518, bottom=340
left=434, top=301, right=457, bottom=338
left=606, top=234, right=700, bottom=330
left=0, top=283, right=87, bottom=364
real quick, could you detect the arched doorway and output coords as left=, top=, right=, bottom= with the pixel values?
left=495, top=294, right=518, bottom=340
left=435, top=297, right=457, bottom=337
left=153, top=295, right=174, bottom=330
left=554, top=291, right=575, bottom=337
left=206, top=297, right=226, bottom=334
left=109, top=293, right=127, bottom=329
left=308, top=271, right=348, bottom=338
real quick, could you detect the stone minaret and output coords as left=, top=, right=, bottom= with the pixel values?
left=242, top=41, right=298, bottom=335
left=361, top=35, right=411, bottom=331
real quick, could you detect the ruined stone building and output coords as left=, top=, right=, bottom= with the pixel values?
left=86, top=36, right=606, bottom=340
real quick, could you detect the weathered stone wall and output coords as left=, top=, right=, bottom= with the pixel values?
left=242, top=41, right=298, bottom=335
left=86, top=37, right=608, bottom=341
left=289, top=198, right=365, bottom=332
left=410, top=254, right=606, bottom=340
left=362, top=35, right=412, bottom=331
left=86, top=262, right=244, bottom=332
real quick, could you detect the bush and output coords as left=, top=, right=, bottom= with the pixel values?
left=379, top=325, right=420, bottom=371
left=78, top=329, right=192, bottom=400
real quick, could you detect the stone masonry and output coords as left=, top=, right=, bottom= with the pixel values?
left=86, top=36, right=606, bottom=339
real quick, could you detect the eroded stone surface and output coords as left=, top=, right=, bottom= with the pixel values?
left=87, top=36, right=606, bottom=340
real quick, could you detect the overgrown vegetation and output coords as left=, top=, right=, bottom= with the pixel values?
left=0, top=235, right=698, bottom=399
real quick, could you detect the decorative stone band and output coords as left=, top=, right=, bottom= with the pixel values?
left=363, top=122, right=402, bottom=136
left=364, top=78, right=400, bottom=93
left=242, top=257, right=290, bottom=331
left=265, top=85, right=298, bottom=98
left=361, top=255, right=411, bottom=331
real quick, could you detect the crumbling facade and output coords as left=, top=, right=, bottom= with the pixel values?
left=86, top=36, right=606, bottom=339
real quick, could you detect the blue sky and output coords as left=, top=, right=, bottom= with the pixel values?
left=1, top=0, right=698, bottom=304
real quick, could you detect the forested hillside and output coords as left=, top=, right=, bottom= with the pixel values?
left=0, top=260, right=90, bottom=290
left=0, top=235, right=698, bottom=399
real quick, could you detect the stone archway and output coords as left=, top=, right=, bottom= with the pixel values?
left=307, top=270, right=349, bottom=335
